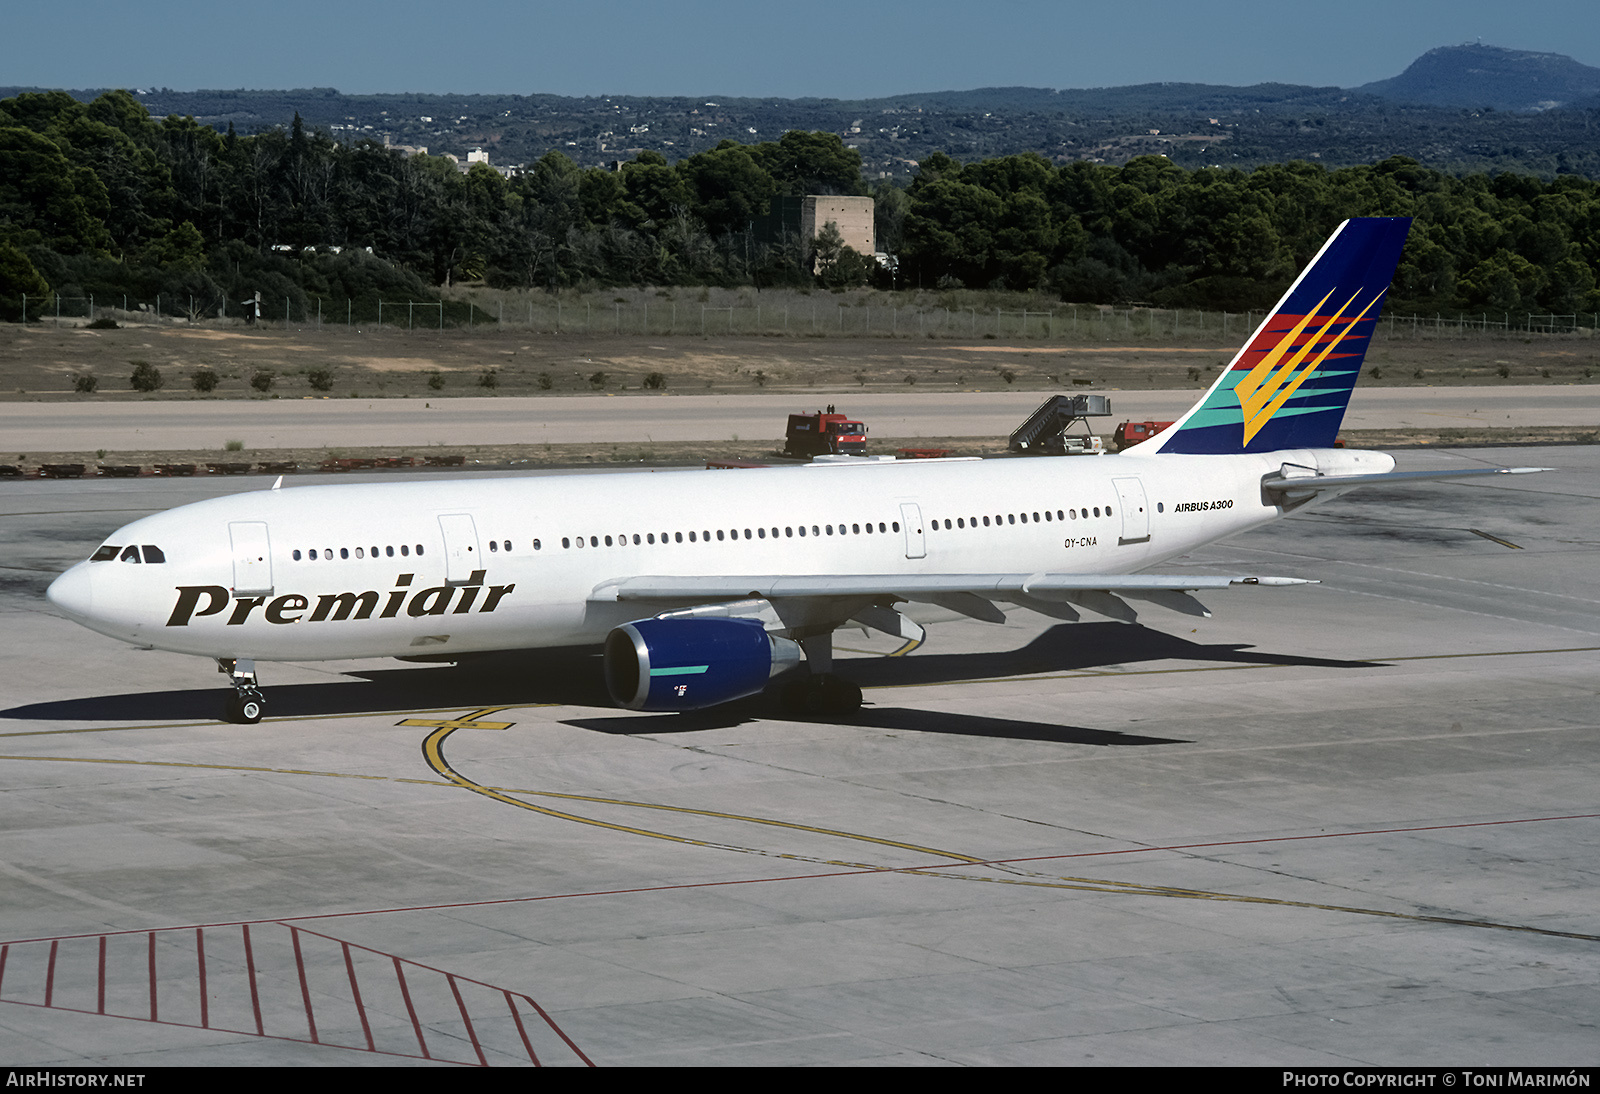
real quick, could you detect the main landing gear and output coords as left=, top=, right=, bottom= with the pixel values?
left=780, top=633, right=863, bottom=716
left=217, top=658, right=266, bottom=724
left=781, top=674, right=863, bottom=716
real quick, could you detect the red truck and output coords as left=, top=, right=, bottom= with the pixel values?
left=783, top=406, right=868, bottom=458
left=1112, top=420, right=1174, bottom=452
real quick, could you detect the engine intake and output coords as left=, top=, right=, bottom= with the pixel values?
left=604, top=617, right=801, bottom=711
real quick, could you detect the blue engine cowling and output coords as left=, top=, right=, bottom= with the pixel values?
left=604, top=617, right=802, bottom=711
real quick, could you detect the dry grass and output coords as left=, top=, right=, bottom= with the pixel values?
left=7, top=426, right=1593, bottom=481
left=3, top=316, right=1596, bottom=403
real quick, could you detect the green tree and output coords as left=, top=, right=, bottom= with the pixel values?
left=752, top=131, right=864, bottom=197
left=678, top=142, right=776, bottom=238
left=1459, top=249, right=1546, bottom=311
left=143, top=221, right=207, bottom=270
left=811, top=221, right=872, bottom=288
left=622, top=151, right=692, bottom=228
left=0, top=240, right=50, bottom=320
left=0, top=126, right=112, bottom=252
left=901, top=176, right=1003, bottom=288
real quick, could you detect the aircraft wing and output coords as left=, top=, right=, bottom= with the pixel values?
left=1263, top=466, right=1551, bottom=500
left=594, top=571, right=1312, bottom=626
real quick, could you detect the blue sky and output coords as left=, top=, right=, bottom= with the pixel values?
left=4, top=0, right=1597, bottom=99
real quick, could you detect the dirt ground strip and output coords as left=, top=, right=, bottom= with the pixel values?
left=3, top=319, right=1598, bottom=402
left=3, top=426, right=1593, bottom=479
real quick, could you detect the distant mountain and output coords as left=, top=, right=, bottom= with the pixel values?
left=1358, top=43, right=1600, bottom=111
left=876, top=82, right=1365, bottom=115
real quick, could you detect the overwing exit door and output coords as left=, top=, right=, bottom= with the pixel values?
left=438, top=513, right=481, bottom=585
left=900, top=503, right=926, bottom=559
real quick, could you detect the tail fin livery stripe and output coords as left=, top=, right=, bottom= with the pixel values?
left=1147, top=218, right=1411, bottom=455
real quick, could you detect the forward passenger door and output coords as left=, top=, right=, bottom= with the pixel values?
left=229, top=522, right=273, bottom=596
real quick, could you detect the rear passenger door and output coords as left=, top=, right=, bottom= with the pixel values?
left=1113, top=477, right=1150, bottom=545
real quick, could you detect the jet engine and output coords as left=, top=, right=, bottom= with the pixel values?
left=604, top=617, right=801, bottom=711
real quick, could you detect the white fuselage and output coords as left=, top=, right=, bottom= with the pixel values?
left=47, top=446, right=1392, bottom=662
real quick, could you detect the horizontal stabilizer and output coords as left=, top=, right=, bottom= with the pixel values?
left=1264, top=465, right=1552, bottom=499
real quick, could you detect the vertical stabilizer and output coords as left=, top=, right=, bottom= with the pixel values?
left=1140, top=217, right=1411, bottom=455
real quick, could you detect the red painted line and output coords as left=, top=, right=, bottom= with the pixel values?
left=291, top=923, right=590, bottom=1065
left=45, top=940, right=56, bottom=1007
left=0, top=943, right=8, bottom=997
left=520, top=992, right=595, bottom=1067
left=448, top=974, right=487, bottom=1067
left=342, top=940, right=375, bottom=1052
left=979, top=813, right=1600, bottom=869
left=393, top=955, right=430, bottom=1060
left=242, top=924, right=263, bottom=1036
left=97, top=936, right=106, bottom=1015
left=290, top=926, right=318, bottom=1044
left=146, top=933, right=156, bottom=1021
left=504, top=990, right=540, bottom=1067
left=196, top=928, right=208, bottom=1029
left=0, top=997, right=459, bottom=1065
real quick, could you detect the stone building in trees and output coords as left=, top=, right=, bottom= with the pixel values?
left=757, top=195, right=874, bottom=256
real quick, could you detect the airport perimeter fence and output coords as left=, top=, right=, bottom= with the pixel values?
left=16, top=291, right=1597, bottom=344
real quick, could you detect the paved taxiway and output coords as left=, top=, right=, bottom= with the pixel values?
left=2, top=386, right=1597, bottom=452
left=0, top=449, right=1596, bottom=1065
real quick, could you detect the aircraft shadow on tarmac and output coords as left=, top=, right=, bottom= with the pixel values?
left=562, top=706, right=1190, bottom=746
left=0, top=624, right=1380, bottom=740
left=564, top=624, right=1380, bottom=745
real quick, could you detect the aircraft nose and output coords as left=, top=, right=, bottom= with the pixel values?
left=46, top=564, right=94, bottom=620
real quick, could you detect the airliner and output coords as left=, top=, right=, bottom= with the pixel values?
left=46, top=218, right=1546, bottom=722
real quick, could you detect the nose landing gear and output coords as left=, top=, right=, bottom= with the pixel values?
left=217, top=658, right=267, bottom=724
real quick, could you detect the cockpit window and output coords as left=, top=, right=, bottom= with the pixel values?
left=93, top=544, right=166, bottom=563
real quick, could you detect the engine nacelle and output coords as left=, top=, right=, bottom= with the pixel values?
left=604, top=617, right=801, bottom=711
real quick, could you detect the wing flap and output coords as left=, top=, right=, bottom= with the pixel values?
left=912, top=591, right=1008, bottom=624
left=602, top=572, right=1310, bottom=602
